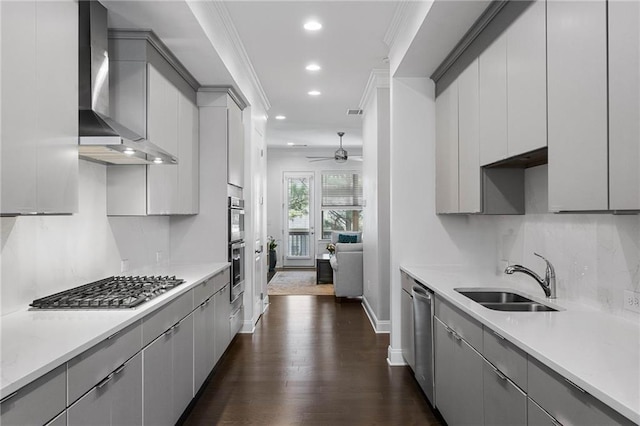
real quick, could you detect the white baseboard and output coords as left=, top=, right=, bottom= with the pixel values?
left=239, top=320, right=255, bottom=334
left=387, top=345, right=407, bottom=366
left=362, top=296, right=390, bottom=334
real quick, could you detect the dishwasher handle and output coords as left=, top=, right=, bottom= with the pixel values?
left=412, top=284, right=432, bottom=302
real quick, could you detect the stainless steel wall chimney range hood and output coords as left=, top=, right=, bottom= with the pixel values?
left=78, top=1, right=176, bottom=165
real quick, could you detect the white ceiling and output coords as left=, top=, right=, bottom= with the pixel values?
left=103, top=1, right=490, bottom=152
left=225, top=1, right=398, bottom=149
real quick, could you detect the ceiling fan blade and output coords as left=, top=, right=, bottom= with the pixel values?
left=349, top=157, right=363, bottom=162
left=306, top=156, right=333, bottom=159
left=308, top=158, right=332, bottom=162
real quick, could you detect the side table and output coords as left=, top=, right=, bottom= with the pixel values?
left=316, top=254, right=333, bottom=284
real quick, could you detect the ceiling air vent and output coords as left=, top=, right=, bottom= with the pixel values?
left=346, top=109, right=363, bottom=116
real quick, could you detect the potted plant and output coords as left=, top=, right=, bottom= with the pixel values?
left=268, top=236, right=278, bottom=272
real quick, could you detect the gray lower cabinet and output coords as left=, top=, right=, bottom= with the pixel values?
left=528, top=357, right=634, bottom=426
left=401, top=286, right=415, bottom=370
left=0, top=364, right=66, bottom=426
left=194, top=296, right=216, bottom=391
left=143, top=313, right=194, bottom=426
left=483, top=359, right=527, bottom=426
left=68, top=352, right=143, bottom=426
left=215, top=284, right=232, bottom=361
left=434, top=317, right=484, bottom=425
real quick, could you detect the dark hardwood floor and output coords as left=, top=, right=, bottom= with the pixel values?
left=182, top=295, right=443, bottom=425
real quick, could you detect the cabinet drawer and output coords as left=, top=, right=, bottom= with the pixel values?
left=1, top=364, right=66, bottom=426
left=483, top=358, right=527, bottom=425
left=194, top=276, right=215, bottom=306
left=143, top=290, right=193, bottom=346
left=45, top=410, right=67, bottom=426
left=214, top=268, right=230, bottom=294
left=435, top=296, right=482, bottom=351
left=67, top=320, right=142, bottom=403
left=528, top=357, right=633, bottom=425
left=230, top=305, right=243, bottom=337
left=483, top=326, right=527, bottom=391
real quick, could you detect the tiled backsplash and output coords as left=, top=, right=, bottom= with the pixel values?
left=471, top=165, right=640, bottom=319
left=0, top=160, right=171, bottom=316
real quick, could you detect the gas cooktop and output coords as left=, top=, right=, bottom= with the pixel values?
left=29, top=275, right=185, bottom=310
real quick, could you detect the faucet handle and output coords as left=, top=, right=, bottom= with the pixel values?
left=534, top=252, right=555, bottom=278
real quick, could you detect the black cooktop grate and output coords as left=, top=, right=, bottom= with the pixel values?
left=29, top=276, right=185, bottom=310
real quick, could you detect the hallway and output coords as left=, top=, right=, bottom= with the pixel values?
left=182, top=296, right=442, bottom=425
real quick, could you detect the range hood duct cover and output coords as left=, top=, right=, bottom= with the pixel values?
left=78, top=0, right=176, bottom=165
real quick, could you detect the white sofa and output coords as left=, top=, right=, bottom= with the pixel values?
left=329, top=231, right=363, bottom=297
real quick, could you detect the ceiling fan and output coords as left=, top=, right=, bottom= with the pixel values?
left=306, top=132, right=362, bottom=163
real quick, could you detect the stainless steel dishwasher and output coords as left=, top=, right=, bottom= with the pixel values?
left=413, top=283, right=435, bottom=405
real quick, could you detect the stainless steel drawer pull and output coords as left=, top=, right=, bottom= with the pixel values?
left=97, top=374, right=114, bottom=388
left=452, top=331, right=462, bottom=341
left=0, top=392, right=18, bottom=404
left=492, top=365, right=507, bottom=380
left=113, top=363, right=126, bottom=375
left=564, top=378, right=586, bottom=393
left=107, top=330, right=121, bottom=340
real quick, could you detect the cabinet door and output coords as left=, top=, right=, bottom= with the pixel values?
left=35, top=0, right=78, bottom=214
left=483, top=360, right=527, bottom=426
left=435, top=82, right=459, bottom=214
left=507, top=0, right=546, bottom=158
left=451, top=331, right=484, bottom=425
left=111, top=353, right=143, bottom=426
left=401, top=288, right=415, bottom=371
left=194, top=298, right=216, bottom=391
left=177, top=92, right=199, bottom=214
left=143, top=333, right=173, bottom=426
left=147, top=64, right=179, bottom=157
left=214, top=285, right=232, bottom=361
left=1, top=1, right=39, bottom=214
left=172, top=314, right=194, bottom=423
left=609, top=0, right=640, bottom=210
left=547, top=0, right=608, bottom=211
left=434, top=318, right=456, bottom=423
left=479, top=33, right=507, bottom=166
left=227, top=101, right=244, bottom=188
left=67, top=382, right=111, bottom=426
left=458, top=58, right=481, bottom=213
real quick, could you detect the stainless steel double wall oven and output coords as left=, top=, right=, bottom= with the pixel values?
left=228, top=197, right=245, bottom=309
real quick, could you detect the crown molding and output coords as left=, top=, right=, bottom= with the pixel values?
left=203, top=1, right=271, bottom=113
left=359, top=69, right=390, bottom=111
left=109, top=29, right=200, bottom=91
left=198, top=86, right=248, bottom=110
left=384, top=1, right=412, bottom=48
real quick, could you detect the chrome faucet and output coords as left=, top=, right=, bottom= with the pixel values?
left=504, top=253, right=556, bottom=298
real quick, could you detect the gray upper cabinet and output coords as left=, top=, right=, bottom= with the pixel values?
left=107, top=32, right=199, bottom=216
left=435, top=82, right=459, bottom=214
left=479, top=32, right=508, bottom=166
left=547, top=0, right=608, bottom=212
left=609, top=0, right=640, bottom=211
left=1, top=0, right=78, bottom=215
left=227, top=100, right=245, bottom=188
left=506, top=0, right=546, bottom=158
left=458, top=59, right=481, bottom=214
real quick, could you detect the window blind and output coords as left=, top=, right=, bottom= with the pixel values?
left=321, top=172, right=363, bottom=207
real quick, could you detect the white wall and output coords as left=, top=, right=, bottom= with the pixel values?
left=362, top=85, right=391, bottom=328
left=266, top=148, right=362, bottom=267
left=1, top=160, right=171, bottom=316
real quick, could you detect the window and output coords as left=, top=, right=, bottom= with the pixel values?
left=321, top=171, right=363, bottom=239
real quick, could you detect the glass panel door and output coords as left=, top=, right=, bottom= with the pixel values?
left=283, top=172, right=314, bottom=267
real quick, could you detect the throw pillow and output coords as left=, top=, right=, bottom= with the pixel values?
left=338, top=234, right=358, bottom=243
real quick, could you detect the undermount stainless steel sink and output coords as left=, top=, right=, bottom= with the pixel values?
left=455, top=289, right=559, bottom=312
left=457, top=290, right=534, bottom=304
left=480, top=302, right=557, bottom=312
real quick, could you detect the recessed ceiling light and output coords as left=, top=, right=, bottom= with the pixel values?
left=306, top=63, right=321, bottom=71
left=304, top=21, right=322, bottom=31
left=275, top=115, right=286, bottom=120
left=308, top=90, right=321, bottom=96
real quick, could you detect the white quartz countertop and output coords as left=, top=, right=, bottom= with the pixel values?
left=401, top=265, right=640, bottom=424
left=0, top=262, right=229, bottom=399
